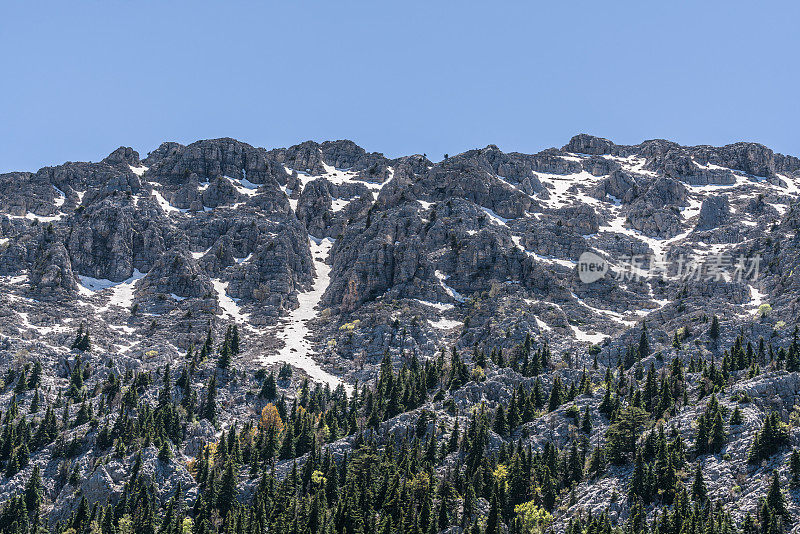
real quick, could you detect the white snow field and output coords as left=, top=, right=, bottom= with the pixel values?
left=212, top=279, right=251, bottom=323
left=259, top=236, right=351, bottom=392
left=77, top=269, right=146, bottom=313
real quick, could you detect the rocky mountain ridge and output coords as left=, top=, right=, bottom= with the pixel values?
left=1, top=134, right=800, bottom=533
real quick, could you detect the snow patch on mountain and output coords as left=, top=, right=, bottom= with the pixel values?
left=259, top=236, right=350, bottom=392
left=212, top=279, right=250, bottom=323
left=129, top=165, right=148, bottom=177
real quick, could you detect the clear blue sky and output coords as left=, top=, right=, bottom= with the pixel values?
left=2, top=1, right=798, bottom=173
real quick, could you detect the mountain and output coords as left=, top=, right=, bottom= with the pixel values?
left=0, top=134, right=799, bottom=533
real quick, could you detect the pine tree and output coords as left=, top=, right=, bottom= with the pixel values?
left=789, top=449, right=800, bottom=486
left=218, top=334, right=231, bottom=370
left=436, top=481, right=451, bottom=531
left=217, top=460, right=238, bottom=516
left=748, top=411, right=789, bottom=463
left=29, top=389, right=40, bottom=414
left=581, top=406, right=592, bottom=433
left=493, top=406, right=507, bottom=435
left=27, top=361, right=42, bottom=389
left=158, top=364, right=172, bottom=407
left=730, top=406, right=744, bottom=425
left=766, top=470, right=789, bottom=518
left=695, top=414, right=709, bottom=455
left=204, top=326, right=213, bottom=354
left=279, top=423, right=295, bottom=460
left=158, top=440, right=173, bottom=462
left=260, top=372, right=277, bottom=399
left=691, top=463, right=707, bottom=502
left=605, top=406, right=649, bottom=464
left=638, top=322, right=650, bottom=358
left=548, top=376, right=563, bottom=412
left=71, top=323, right=85, bottom=350
left=628, top=452, right=646, bottom=502
left=709, top=411, right=726, bottom=454
left=231, top=324, right=240, bottom=354
left=24, top=465, right=43, bottom=514
left=448, top=421, right=460, bottom=453
left=485, top=488, right=502, bottom=534
left=67, top=356, right=84, bottom=398
left=709, top=315, right=720, bottom=340
left=200, top=373, right=218, bottom=424
left=14, top=367, right=27, bottom=394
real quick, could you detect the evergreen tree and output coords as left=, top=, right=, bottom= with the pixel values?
left=493, top=406, right=508, bottom=435
left=260, top=371, right=277, bottom=400
left=766, top=470, right=789, bottom=518
left=24, top=465, right=43, bottom=515
left=14, top=367, right=27, bottom=394
left=547, top=376, right=563, bottom=412
left=218, top=326, right=232, bottom=369
left=628, top=452, right=646, bottom=502
left=230, top=324, right=240, bottom=354
left=789, top=449, right=800, bottom=486
left=27, top=360, right=42, bottom=389
left=581, top=406, right=592, bottom=433
left=749, top=411, right=790, bottom=463
left=638, top=322, right=650, bottom=358
left=485, top=488, right=502, bottom=534
left=709, top=315, right=720, bottom=340
left=709, top=411, right=726, bottom=454
left=695, top=413, right=709, bottom=455
left=730, top=406, right=744, bottom=425
left=200, top=373, right=218, bottom=424
left=691, top=463, right=707, bottom=502
left=158, top=440, right=173, bottom=462
left=605, top=406, right=649, bottom=464
left=217, top=460, right=238, bottom=516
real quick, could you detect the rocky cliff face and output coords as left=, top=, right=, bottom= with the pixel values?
left=2, top=134, right=800, bottom=532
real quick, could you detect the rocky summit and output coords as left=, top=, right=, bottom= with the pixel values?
left=1, top=134, right=800, bottom=533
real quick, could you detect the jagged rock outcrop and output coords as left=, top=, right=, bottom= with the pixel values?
left=67, top=198, right=137, bottom=282
left=696, top=195, right=731, bottom=230
left=28, top=232, right=78, bottom=295
left=562, top=133, right=616, bottom=155
left=137, top=249, right=213, bottom=299
left=144, top=138, right=288, bottom=187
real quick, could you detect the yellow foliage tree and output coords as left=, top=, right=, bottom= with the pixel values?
left=513, top=501, right=553, bottom=533
left=260, top=403, right=284, bottom=433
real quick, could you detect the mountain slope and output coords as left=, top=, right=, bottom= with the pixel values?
left=1, top=135, right=799, bottom=533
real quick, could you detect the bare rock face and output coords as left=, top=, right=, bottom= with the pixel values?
left=407, top=160, right=533, bottom=220
left=267, top=139, right=392, bottom=181
left=658, top=149, right=737, bottom=185
left=591, top=169, right=641, bottom=203
left=102, top=146, right=141, bottom=167
left=700, top=142, right=777, bottom=178
left=696, top=195, right=731, bottom=230
left=67, top=198, right=136, bottom=282
left=144, top=138, right=288, bottom=187
left=0, top=171, right=61, bottom=217
left=137, top=249, right=213, bottom=299
left=296, top=178, right=335, bottom=238
left=226, top=224, right=314, bottom=308
left=450, top=145, right=548, bottom=193
left=296, top=178, right=374, bottom=239
left=201, top=175, right=242, bottom=208
left=553, top=204, right=600, bottom=235
left=29, top=231, right=78, bottom=295
left=562, top=133, right=617, bottom=155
